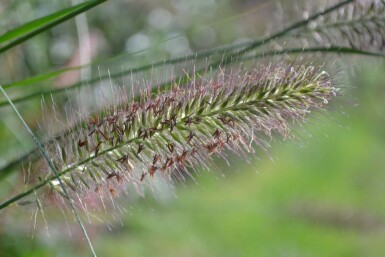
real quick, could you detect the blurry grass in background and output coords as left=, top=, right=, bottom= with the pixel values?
left=1, top=0, right=385, bottom=256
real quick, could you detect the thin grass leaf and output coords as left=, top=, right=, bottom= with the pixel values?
left=0, top=0, right=106, bottom=54
left=241, top=46, right=385, bottom=59
left=1, top=66, right=82, bottom=89
left=2, top=40, right=246, bottom=90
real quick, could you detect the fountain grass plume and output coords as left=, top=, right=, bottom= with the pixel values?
left=0, top=61, right=339, bottom=214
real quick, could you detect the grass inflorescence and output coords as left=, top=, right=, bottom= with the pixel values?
left=5, top=62, right=338, bottom=214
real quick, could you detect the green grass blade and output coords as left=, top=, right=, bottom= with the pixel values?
left=1, top=66, right=82, bottom=89
left=0, top=85, right=97, bottom=257
left=0, top=0, right=106, bottom=54
left=2, top=40, right=247, bottom=89
left=240, top=46, right=385, bottom=60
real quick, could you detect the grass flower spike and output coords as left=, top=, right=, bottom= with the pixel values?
left=0, top=63, right=338, bottom=214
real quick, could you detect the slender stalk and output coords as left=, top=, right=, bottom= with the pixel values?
left=0, top=85, right=97, bottom=257
left=241, top=46, right=385, bottom=59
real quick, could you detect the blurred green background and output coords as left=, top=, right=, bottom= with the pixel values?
left=1, top=0, right=385, bottom=256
